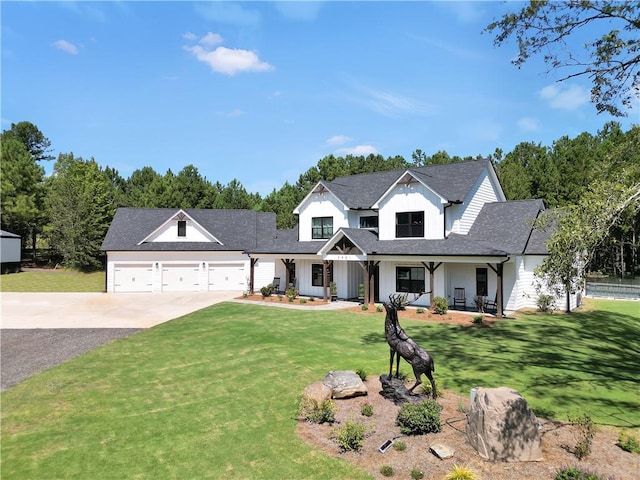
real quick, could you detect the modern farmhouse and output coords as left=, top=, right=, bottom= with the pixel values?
left=102, top=159, right=579, bottom=315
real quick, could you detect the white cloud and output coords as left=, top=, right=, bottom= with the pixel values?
left=326, top=135, right=351, bottom=146
left=517, top=117, right=539, bottom=132
left=539, top=84, right=589, bottom=110
left=52, top=40, right=79, bottom=55
left=336, top=145, right=379, bottom=156
left=348, top=82, right=432, bottom=117
left=184, top=45, right=274, bottom=76
left=182, top=32, right=197, bottom=41
left=200, top=32, right=223, bottom=47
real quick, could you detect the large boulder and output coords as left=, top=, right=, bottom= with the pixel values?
left=302, top=381, right=332, bottom=404
left=466, top=387, right=543, bottom=462
left=322, top=370, right=368, bottom=399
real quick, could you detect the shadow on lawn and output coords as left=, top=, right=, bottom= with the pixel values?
left=359, top=306, right=640, bottom=427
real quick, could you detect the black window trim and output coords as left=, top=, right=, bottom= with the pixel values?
left=395, top=266, right=425, bottom=294
left=395, top=211, right=424, bottom=238
left=312, top=216, right=333, bottom=239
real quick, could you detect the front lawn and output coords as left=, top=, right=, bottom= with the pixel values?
left=1, top=299, right=638, bottom=479
left=0, top=269, right=105, bottom=292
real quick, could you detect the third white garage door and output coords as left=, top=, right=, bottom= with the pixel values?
left=162, top=264, right=200, bottom=292
left=208, top=263, right=246, bottom=291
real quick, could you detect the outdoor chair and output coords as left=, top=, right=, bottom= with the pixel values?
left=272, top=277, right=281, bottom=294
left=484, top=293, right=497, bottom=313
left=453, top=288, right=466, bottom=310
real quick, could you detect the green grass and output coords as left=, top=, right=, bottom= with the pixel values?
left=0, top=270, right=105, bottom=292
left=1, top=299, right=639, bottom=479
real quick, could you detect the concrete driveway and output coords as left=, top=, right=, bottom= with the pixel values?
left=0, top=291, right=240, bottom=391
left=0, top=291, right=241, bottom=329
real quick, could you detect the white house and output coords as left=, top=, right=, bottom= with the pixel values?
left=101, top=159, right=579, bottom=314
left=0, top=230, right=21, bottom=274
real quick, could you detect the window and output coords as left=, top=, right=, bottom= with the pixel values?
left=312, top=217, right=333, bottom=239
left=177, top=220, right=187, bottom=237
left=396, top=267, right=425, bottom=294
left=312, top=264, right=333, bottom=287
left=359, top=216, right=378, bottom=229
left=396, top=211, right=424, bottom=238
left=476, top=268, right=488, bottom=296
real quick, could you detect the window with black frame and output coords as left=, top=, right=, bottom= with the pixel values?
left=177, top=220, right=187, bottom=237
left=312, top=216, right=333, bottom=239
left=476, top=268, right=488, bottom=296
left=312, top=264, right=333, bottom=287
left=395, top=211, right=424, bottom=237
left=359, top=215, right=378, bottom=229
left=396, top=266, right=425, bottom=293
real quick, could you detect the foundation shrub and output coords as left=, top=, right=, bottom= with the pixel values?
left=396, top=400, right=442, bottom=435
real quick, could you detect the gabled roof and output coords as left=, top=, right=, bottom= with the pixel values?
left=0, top=230, right=20, bottom=238
left=137, top=208, right=222, bottom=245
left=467, top=199, right=546, bottom=254
left=101, top=208, right=277, bottom=252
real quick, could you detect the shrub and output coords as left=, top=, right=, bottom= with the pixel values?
left=416, top=307, right=425, bottom=314
left=537, top=293, right=555, bottom=313
left=308, top=296, right=315, bottom=302
left=617, top=429, right=640, bottom=453
left=473, top=295, right=485, bottom=312
left=376, top=304, right=384, bottom=312
left=411, top=468, right=424, bottom=480
left=444, top=464, right=479, bottom=480
left=298, top=396, right=336, bottom=424
left=568, top=413, right=596, bottom=460
left=355, top=368, right=368, bottom=381
left=361, top=304, right=369, bottom=311
left=392, top=440, right=406, bottom=451
left=360, top=403, right=373, bottom=417
left=286, top=287, right=297, bottom=302
left=242, top=291, right=248, bottom=298
left=431, top=296, right=448, bottom=315
left=472, top=315, right=484, bottom=324
left=299, top=298, right=307, bottom=304
left=331, top=420, right=367, bottom=451
left=554, top=466, right=614, bottom=480
left=396, top=400, right=442, bottom=435
left=379, top=465, right=394, bottom=477
left=260, top=284, right=273, bottom=298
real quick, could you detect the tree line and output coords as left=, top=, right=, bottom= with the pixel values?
left=1, top=120, right=638, bottom=277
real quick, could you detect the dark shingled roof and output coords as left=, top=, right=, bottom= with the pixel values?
left=101, top=208, right=277, bottom=252
left=0, top=230, right=21, bottom=238
left=321, top=158, right=490, bottom=209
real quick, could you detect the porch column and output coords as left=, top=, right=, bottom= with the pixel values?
left=249, top=258, right=259, bottom=294
left=367, top=261, right=379, bottom=306
left=487, top=262, right=504, bottom=319
left=422, top=261, right=442, bottom=307
left=281, top=259, right=295, bottom=289
left=323, top=260, right=329, bottom=301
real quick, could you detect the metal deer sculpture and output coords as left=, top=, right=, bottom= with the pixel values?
left=383, top=293, right=437, bottom=398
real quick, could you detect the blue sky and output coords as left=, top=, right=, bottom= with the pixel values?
left=2, top=1, right=638, bottom=196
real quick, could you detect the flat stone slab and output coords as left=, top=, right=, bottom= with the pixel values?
left=323, top=370, right=368, bottom=399
left=430, top=443, right=455, bottom=459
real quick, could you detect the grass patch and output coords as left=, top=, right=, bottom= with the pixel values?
left=1, top=299, right=639, bottom=478
left=0, top=270, right=105, bottom=292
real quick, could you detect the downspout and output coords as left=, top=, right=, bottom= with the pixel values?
left=443, top=200, right=462, bottom=238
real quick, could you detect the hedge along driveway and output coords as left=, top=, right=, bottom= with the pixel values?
left=1, top=300, right=639, bottom=479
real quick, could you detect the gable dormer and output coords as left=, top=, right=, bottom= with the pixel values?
left=137, top=209, right=222, bottom=244
left=293, top=181, right=350, bottom=242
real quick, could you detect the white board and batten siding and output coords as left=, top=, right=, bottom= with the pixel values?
left=297, top=192, right=348, bottom=242
left=106, top=251, right=275, bottom=293
left=455, top=170, right=502, bottom=235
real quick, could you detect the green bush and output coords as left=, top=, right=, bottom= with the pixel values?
left=537, top=293, right=555, bottom=312
left=331, top=420, right=367, bottom=451
left=298, top=396, right=336, bottom=424
left=472, top=315, right=484, bottom=324
left=379, top=465, right=394, bottom=477
left=554, top=466, right=613, bottom=480
left=431, top=296, right=448, bottom=315
left=260, top=284, right=273, bottom=298
left=360, top=403, right=373, bottom=417
left=411, top=468, right=425, bottom=480
left=376, top=304, right=384, bottom=312
left=617, top=429, right=640, bottom=453
left=361, top=304, right=368, bottom=311
left=444, top=465, right=479, bottom=480
left=569, top=413, right=596, bottom=459
left=396, top=400, right=442, bottom=435
left=286, top=287, right=297, bottom=302
left=355, top=368, right=368, bottom=381
left=392, top=440, right=406, bottom=451
left=299, top=298, right=307, bottom=304
left=416, top=307, right=425, bottom=314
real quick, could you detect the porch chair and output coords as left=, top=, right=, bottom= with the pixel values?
left=453, top=288, right=466, bottom=310
left=484, top=293, right=497, bottom=313
left=272, top=277, right=281, bottom=294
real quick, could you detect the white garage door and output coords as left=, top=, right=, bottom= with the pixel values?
left=208, top=263, right=245, bottom=290
left=114, top=265, right=153, bottom=292
left=162, top=264, right=200, bottom=292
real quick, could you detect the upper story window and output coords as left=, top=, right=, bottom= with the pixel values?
left=312, top=216, right=333, bottom=239
left=359, top=216, right=378, bottom=229
left=177, top=220, right=187, bottom=237
left=396, top=211, right=424, bottom=238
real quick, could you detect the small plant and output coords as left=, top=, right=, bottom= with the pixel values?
left=298, top=396, right=336, bottom=424
left=472, top=315, right=484, bottom=324
left=331, top=420, right=367, bottom=451
left=277, top=294, right=283, bottom=301
left=308, top=296, right=315, bottom=302
left=360, top=403, right=373, bottom=417
left=260, top=284, right=273, bottom=298
left=554, top=466, right=613, bottom=480
left=537, top=293, right=555, bottom=313
left=473, top=295, right=485, bottom=313
left=568, top=413, right=596, bottom=460
left=396, top=400, right=442, bottom=435
left=456, top=400, right=469, bottom=414
left=617, top=429, right=640, bottom=453
left=444, top=464, right=479, bottom=480
left=330, top=281, right=337, bottom=298
left=416, top=307, right=425, bottom=314
left=355, top=368, right=368, bottom=381
left=376, top=304, right=384, bottom=312
left=420, top=381, right=442, bottom=398
left=411, top=467, right=424, bottom=480
left=432, top=296, right=448, bottom=314
left=242, top=291, right=248, bottom=298
left=358, top=283, right=365, bottom=300
left=379, top=465, right=394, bottom=477
left=286, top=287, right=298, bottom=302
left=299, top=298, right=307, bottom=304
left=392, top=440, right=406, bottom=451
left=361, top=304, right=369, bottom=311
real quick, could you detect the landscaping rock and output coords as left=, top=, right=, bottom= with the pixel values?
left=322, top=370, right=368, bottom=399
left=379, top=374, right=424, bottom=406
left=466, top=387, right=543, bottom=462
left=302, top=381, right=332, bottom=404
left=430, top=443, right=455, bottom=459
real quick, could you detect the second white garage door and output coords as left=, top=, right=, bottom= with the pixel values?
left=162, top=264, right=200, bottom=292
left=208, top=263, right=246, bottom=290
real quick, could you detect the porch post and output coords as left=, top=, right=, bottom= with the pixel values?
left=358, top=262, right=369, bottom=304
left=281, top=259, right=294, bottom=289
left=368, top=261, right=379, bottom=306
left=249, top=258, right=259, bottom=294
left=422, top=261, right=442, bottom=307
left=488, top=262, right=504, bottom=319
left=323, top=260, right=329, bottom=301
